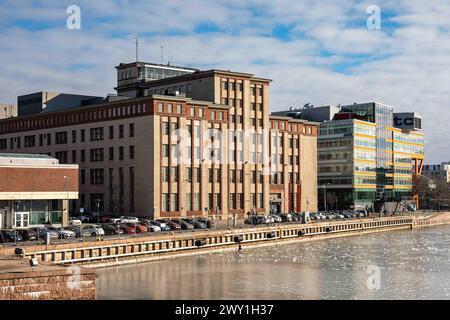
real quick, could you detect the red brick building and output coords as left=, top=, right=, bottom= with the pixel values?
left=0, top=153, right=78, bottom=229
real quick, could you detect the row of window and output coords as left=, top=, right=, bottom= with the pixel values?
left=52, top=146, right=134, bottom=164
left=148, top=83, right=193, bottom=96
left=0, top=103, right=146, bottom=135
left=1, top=124, right=135, bottom=150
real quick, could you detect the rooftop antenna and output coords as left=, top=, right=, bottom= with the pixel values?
left=134, top=37, right=139, bottom=62
left=160, top=45, right=164, bottom=64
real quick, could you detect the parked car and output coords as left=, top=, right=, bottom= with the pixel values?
left=72, top=227, right=92, bottom=238
left=149, top=221, right=170, bottom=232
left=69, top=217, right=82, bottom=226
left=119, top=216, right=139, bottom=224
left=269, top=215, right=282, bottom=223
left=82, top=225, right=105, bottom=237
left=108, top=217, right=122, bottom=224
left=196, top=218, right=215, bottom=229
left=264, top=215, right=275, bottom=224
left=144, top=223, right=161, bottom=233
left=279, top=213, right=293, bottom=222
left=119, top=224, right=136, bottom=234
left=157, top=219, right=181, bottom=231
left=80, top=215, right=94, bottom=223
left=172, top=219, right=194, bottom=230
left=101, top=224, right=124, bottom=235
left=98, top=215, right=112, bottom=223
left=31, top=227, right=59, bottom=240
left=182, top=218, right=207, bottom=229
left=128, top=223, right=148, bottom=233
left=48, top=227, right=76, bottom=239
left=17, top=229, right=38, bottom=241
left=0, top=230, right=23, bottom=242
left=244, top=215, right=266, bottom=225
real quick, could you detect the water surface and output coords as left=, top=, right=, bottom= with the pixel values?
left=97, top=226, right=450, bottom=299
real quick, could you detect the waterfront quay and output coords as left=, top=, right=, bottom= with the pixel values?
left=1, top=212, right=449, bottom=300
left=1, top=213, right=448, bottom=267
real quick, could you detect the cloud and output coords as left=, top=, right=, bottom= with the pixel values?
left=0, top=0, right=448, bottom=163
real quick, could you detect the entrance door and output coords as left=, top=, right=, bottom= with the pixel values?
left=15, top=212, right=30, bottom=228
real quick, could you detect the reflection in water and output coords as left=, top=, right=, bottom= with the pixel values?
left=97, top=226, right=450, bottom=300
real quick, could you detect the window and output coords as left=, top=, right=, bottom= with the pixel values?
left=176, top=104, right=182, bottom=113
left=186, top=84, right=192, bottom=93
left=39, top=134, right=43, bottom=146
left=90, top=127, right=104, bottom=141
left=55, top=151, right=68, bottom=164
left=109, top=147, right=114, bottom=161
left=119, top=146, right=124, bottom=160
left=119, top=125, right=124, bottom=138
left=161, top=121, right=169, bottom=135
left=162, top=194, right=170, bottom=211
left=158, top=103, right=163, bottom=113
left=187, top=167, right=192, bottom=182
left=162, top=167, right=169, bottom=182
left=90, top=148, right=104, bottom=162
left=90, top=169, right=104, bottom=185
left=222, top=81, right=228, bottom=90
left=162, top=144, right=169, bottom=157
left=24, top=135, right=35, bottom=148
left=72, top=150, right=77, bottom=163
left=80, top=129, right=85, bottom=142
left=194, top=193, right=200, bottom=210
left=109, top=126, right=114, bottom=139
left=55, top=131, right=67, bottom=144
left=81, top=149, right=85, bottom=162
left=0, top=139, right=7, bottom=150
left=129, top=123, right=134, bottom=137
left=168, top=104, right=173, bottom=113
left=72, top=130, right=77, bottom=143
left=171, top=167, right=179, bottom=182
left=46, top=133, right=51, bottom=145
left=194, top=168, right=201, bottom=183
left=80, top=169, right=85, bottom=184
left=129, top=145, right=134, bottom=159
left=186, top=193, right=192, bottom=211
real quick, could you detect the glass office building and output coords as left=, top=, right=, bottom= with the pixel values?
left=316, top=102, right=424, bottom=211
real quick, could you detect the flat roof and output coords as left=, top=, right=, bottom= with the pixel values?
left=0, top=153, right=54, bottom=160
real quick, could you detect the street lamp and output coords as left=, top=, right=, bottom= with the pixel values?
left=63, top=176, right=69, bottom=222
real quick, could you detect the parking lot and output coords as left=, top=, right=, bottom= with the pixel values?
left=0, top=210, right=415, bottom=247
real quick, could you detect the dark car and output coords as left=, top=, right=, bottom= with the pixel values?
left=31, top=227, right=59, bottom=240
left=196, top=218, right=215, bottom=228
left=101, top=224, right=124, bottom=235
left=182, top=218, right=207, bottom=229
left=291, top=213, right=301, bottom=222
left=245, top=216, right=266, bottom=225
left=157, top=219, right=181, bottom=231
left=17, top=229, right=38, bottom=241
left=0, top=230, right=23, bottom=242
left=171, top=219, right=194, bottom=230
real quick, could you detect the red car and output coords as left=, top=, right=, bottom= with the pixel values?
left=99, top=215, right=112, bottom=223
left=125, top=223, right=148, bottom=233
left=119, top=224, right=135, bottom=234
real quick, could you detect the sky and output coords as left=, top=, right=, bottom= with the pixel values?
left=0, top=0, right=449, bottom=163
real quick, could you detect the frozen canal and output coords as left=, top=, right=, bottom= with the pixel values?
left=97, top=225, right=450, bottom=299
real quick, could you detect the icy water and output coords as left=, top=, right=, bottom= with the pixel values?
left=96, top=225, right=450, bottom=299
